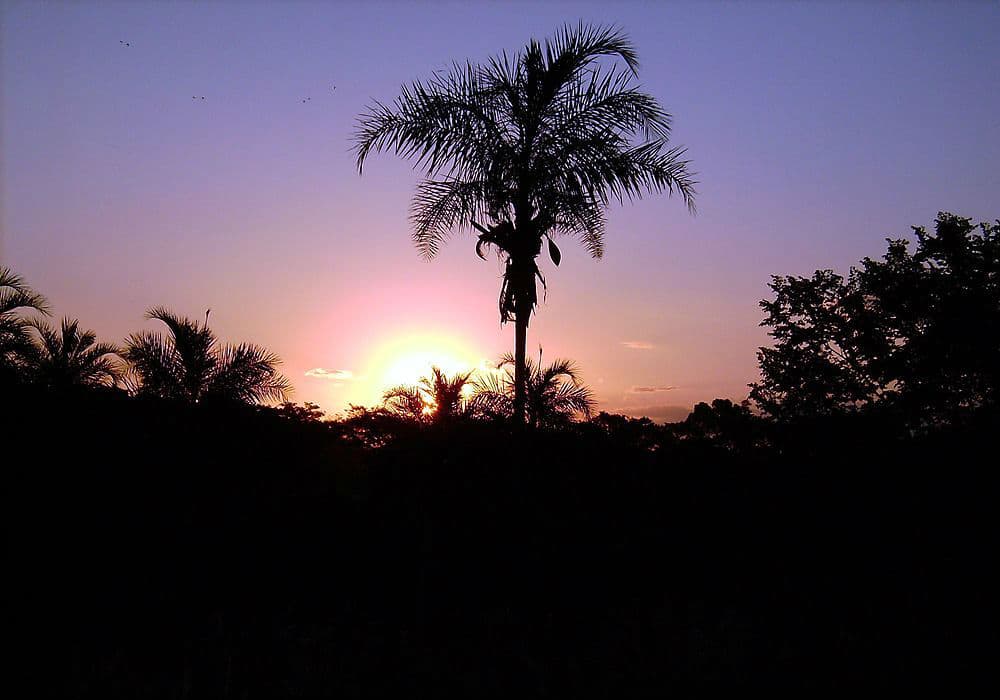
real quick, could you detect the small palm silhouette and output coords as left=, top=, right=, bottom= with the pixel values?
left=470, top=352, right=595, bottom=428
left=24, top=317, right=122, bottom=389
left=123, top=307, right=290, bottom=404
left=383, top=366, right=474, bottom=424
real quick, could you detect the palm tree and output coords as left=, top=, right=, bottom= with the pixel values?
left=354, top=23, right=695, bottom=422
left=382, top=384, right=427, bottom=422
left=383, top=366, right=474, bottom=424
left=470, top=351, right=595, bottom=429
left=1, top=266, right=50, bottom=380
left=24, top=317, right=122, bottom=389
left=123, top=307, right=290, bottom=404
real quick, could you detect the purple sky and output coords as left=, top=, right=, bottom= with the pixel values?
left=3, top=0, right=998, bottom=420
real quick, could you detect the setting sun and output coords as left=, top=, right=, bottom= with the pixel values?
left=368, top=333, right=484, bottom=394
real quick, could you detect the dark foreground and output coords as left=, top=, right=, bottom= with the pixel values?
left=4, top=386, right=996, bottom=695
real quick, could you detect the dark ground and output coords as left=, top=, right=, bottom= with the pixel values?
left=4, top=385, right=996, bottom=695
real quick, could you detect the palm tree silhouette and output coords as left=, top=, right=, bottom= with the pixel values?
left=1, top=266, right=49, bottom=380
left=383, top=366, right=474, bottom=424
left=354, top=23, right=695, bottom=422
left=471, top=351, right=595, bottom=429
left=24, top=317, right=122, bottom=389
left=382, top=384, right=426, bottom=422
left=123, top=307, right=290, bottom=404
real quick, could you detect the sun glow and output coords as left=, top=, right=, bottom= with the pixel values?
left=367, top=333, right=485, bottom=394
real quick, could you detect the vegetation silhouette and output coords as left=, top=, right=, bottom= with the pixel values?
left=22, top=317, right=122, bottom=390
left=4, top=213, right=998, bottom=693
left=0, top=266, right=49, bottom=382
left=470, top=351, right=596, bottom=428
left=354, top=23, right=695, bottom=422
left=123, top=306, right=290, bottom=404
left=383, top=365, right=475, bottom=425
left=751, top=212, right=1000, bottom=432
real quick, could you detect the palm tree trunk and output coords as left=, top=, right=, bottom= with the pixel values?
left=513, top=304, right=528, bottom=424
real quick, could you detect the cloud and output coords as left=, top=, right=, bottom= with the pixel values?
left=606, top=404, right=693, bottom=423
left=630, top=385, right=676, bottom=394
left=304, top=368, right=354, bottom=382
left=621, top=341, right=655, bottom=350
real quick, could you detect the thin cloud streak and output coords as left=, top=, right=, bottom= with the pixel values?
left=630, top=385, right=677, bottom=393
left=305, top=368, right=354, bottom=381
left=621, top=341, right=655, bottom=350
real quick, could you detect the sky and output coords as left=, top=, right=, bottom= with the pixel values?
left=2, top=0, right=998, bottom=421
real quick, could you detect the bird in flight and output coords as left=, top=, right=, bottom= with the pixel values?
left=301, top=97, right=311, bottom=103
left=119, top=40, right=130, bottom=47
left=192, top=96, right=205, bottom=100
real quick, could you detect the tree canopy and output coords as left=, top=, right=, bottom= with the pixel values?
left=751, top=212, right=1000, bottom=428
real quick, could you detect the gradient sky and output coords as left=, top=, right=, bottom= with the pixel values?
left=3, top=0, right=998, bottom=420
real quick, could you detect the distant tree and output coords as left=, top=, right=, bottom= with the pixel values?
left=751, top=213, right=1000, bottom=427
left=589, top=411, right=671, bottom=451
left=24, top=317, right=122, bottom=389
left=336, top=404, right=418, bottom=447
left=0, top=266, right=49, bottom=381
left=383, top=366, right=474, bottom=424
left=354, top=23, right=695, bottom=422
left=678, top=399, right=763, bottom=451
left=123, top=307, right=290, bottom=404
left=470, top=352, right=595, bottom=429
left=273, top=401, right=326, bottom=423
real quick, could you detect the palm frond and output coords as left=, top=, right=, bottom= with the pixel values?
left=410, top=179, right=494, bottom=259
left=468, top=371, right=514, bottom=420
left=23, top=317, right=122, bottom=388
left=354, top=61, right=513, bottom=179
left=145, top=306, right=216, bottom=396
left=124, top=331, right=186, bottom=399
left=539, top=357, right=583, bottom=387
left=383, top=384, right=427, bottom=420
left=210, top=342, right=291, bottom=404
left=0, top=266, right=50, bottom=316
left=542, top=22, right=640, bottom=82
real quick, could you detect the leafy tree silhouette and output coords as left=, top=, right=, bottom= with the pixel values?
left=23, top=317, right=122, bottom=389
left=354, top=23, right=695, bottom=422
left=470, top=352, right=595, bottom=428
left=751, top=212, right=1000, bottom=429
left=679, top=398, right=764, bottom=451
left=0, top=266, right=49, bottom=381
left=274, top=401, right=326, bottom=423
left=123, top=307, right=290, bottom=404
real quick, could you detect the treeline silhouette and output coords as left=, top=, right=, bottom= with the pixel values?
left=3, top=212, right=998, bottom=694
